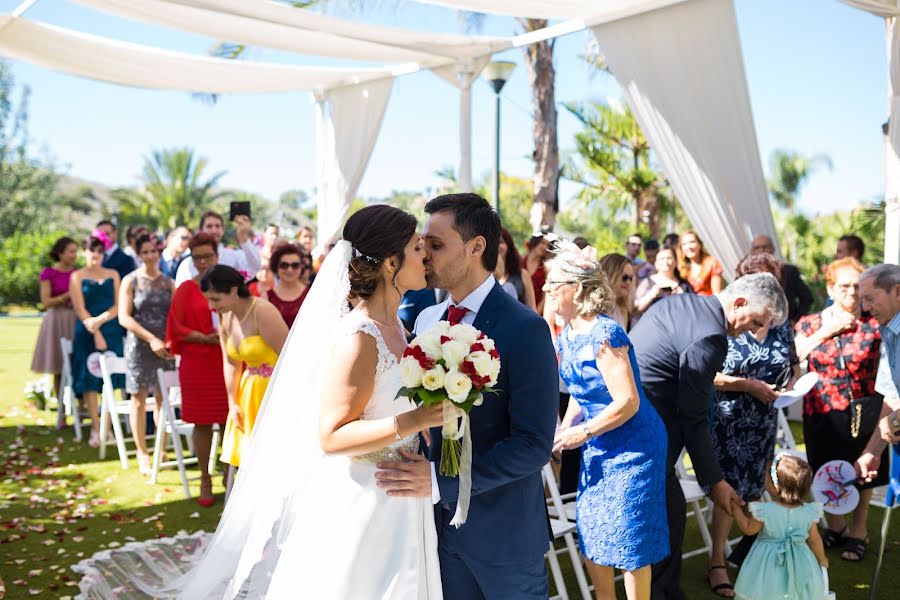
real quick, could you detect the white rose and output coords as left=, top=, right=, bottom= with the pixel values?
left=477, top=338, right=495, bottom=353
left=421, top=364, right=446, bottom=391
left=448, top=323, right=480, bottom=346
left=415, top=333, right=443, bottom=360
left=468, top=350, right=501, bottom=386
left=443, top=369, right=473, bottom=403
left=441, top=339, right=470, bottom=369
left=400, top=357, right=425, bottom=388
left=431, top=321, right=451, bottom=336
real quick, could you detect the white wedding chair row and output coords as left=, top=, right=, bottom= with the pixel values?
left=98, top=355, right=157, bottom=469
left=57, top=337, right=87, bottom=441
left=542, top=463, right=592, bottom=600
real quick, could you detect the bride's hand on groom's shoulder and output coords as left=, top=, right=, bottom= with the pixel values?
left=375, top=451, right=432, bottom=498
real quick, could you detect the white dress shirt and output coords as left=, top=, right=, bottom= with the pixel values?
left=174, top=241, right=261, bottom=286
left=413, top=274, right=496, bottom=504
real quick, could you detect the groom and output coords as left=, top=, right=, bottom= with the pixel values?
left=376, top=193, right=559, bottom=598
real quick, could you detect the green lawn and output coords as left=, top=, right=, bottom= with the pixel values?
left=1, top=317, right=897, bottom=598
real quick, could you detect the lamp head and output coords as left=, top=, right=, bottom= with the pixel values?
left=482, top=60, right=516, bottom=94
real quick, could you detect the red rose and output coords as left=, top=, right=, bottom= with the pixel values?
left=470, top=342, right=485, bottom=352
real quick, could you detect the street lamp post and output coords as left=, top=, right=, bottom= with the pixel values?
left=482, top=61, right=516, bottom=217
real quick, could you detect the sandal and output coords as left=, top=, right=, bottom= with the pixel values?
left=137, top=453, right=152, bottom=476
left=821, top=526, right=848, bottom=549
left=707, top=565, right=734, bottom=598
left=88, top=429, right=100, bottom=448
left=197, top=476, right=215, bottom=508
left=841, top=536, right=868, bottom=561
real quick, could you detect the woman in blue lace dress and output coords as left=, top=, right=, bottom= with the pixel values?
left=548, top=243, right=668, bottom=600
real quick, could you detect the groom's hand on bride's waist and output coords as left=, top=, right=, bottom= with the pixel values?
left=376, top=450, right=432, bottom=498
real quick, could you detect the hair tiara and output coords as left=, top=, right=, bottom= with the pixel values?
left=770, top=452, right=787, bottom=491
left=350, top=245, right=380, bottom=264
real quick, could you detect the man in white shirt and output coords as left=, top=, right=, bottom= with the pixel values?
left=174, top=211, right=260, bottom=286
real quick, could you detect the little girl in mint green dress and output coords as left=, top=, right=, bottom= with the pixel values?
left=731, top=452, right=829, bottom=600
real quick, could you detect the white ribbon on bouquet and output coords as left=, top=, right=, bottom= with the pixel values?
left=442, top=402, right=473, bottom=527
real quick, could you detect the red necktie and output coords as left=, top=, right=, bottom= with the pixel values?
left=447, top=305, right=470, bottom=326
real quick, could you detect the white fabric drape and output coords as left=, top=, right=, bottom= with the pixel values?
left=413, top=0, right=686, bottom=21
left=315, top=79, right=394, bottom=246
left=886, top=16, right=900, bottom=264
left=0, top=15, right=387, bottom=93
left=432, top=57, right=491, bottom=191
left=71, top=0, right=510, bottom=64
left=841, top=0, right=900, bottom=18
left=592, top=0, right=778, bottom=276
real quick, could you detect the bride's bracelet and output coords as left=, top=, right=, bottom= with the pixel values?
left=392, top=416, right=403, bottom=441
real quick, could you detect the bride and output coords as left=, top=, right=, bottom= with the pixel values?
left=77, top=205, right=447, bottom=599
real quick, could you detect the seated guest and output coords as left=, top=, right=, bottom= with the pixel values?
left=636, top=239, right=660, bottom=283
left=118, top=234, right=175, bottom=475
left=548, top=242, right=668, bottom=600
left=795, top=257, right=885, bottom=562
left=31, top=237, right=78, bottom=396
left=160, top=226, right=191, bottom=279
left=175, top=210, right=261, bottom=285
left=630, top=272, right=787, bottom=599
left=166, top=233, right=228, bottom=505
left=265, top=243, right=311, bottom=328
left=495, top=228, right=537, bottom=311
left=70, top=236, right=125, bottom=448
left=705, top=252, right=801, bottom=596
left=751, top=234, right=813, bottom=322
left=599, top=253, right=636, bottom=330
left=633, top=246, right=693, bottom=318
left=678, top=230, right=723, bottom=295
left=201, top=266, right=288, bottom=471
left=95, top=220, right=136, bottom=279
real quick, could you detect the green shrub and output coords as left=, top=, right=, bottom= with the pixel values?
left=0, top=230, right=70, bottom=308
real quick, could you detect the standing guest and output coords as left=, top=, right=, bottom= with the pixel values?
left=859, top=265, right=900, bottom=445
left=662, top=232, right=680, bottom=250
left=835, top=234, right=865, bottom=263
left=633, top=246, right=692, bottom=318
left=523, top=234, right=551, bottom=313
left=249, top=261, right=276, bottom=298
left=160, top=226, right=191, bottom=279
left=31, top=237, right=78, bottom=395
left=625, top=233, right=644, bottom=266
left=678, top=230, right=723, bottom=295
left=495, top=228, right=537, bottom=311
left=175, top=210, right=261, bottom=286
left=705, top=253, right=800, bottom=596
left=548, top=243, right=668, bottom=600
left=202, top=265, right=288, bottom=470
left=95, top=220, right=136, bottom=279
left=166, top=233, right=228, bottom=506
left=636, top=239, right=659, bottom=283
left=262, top=224, right=280, bottom=252
left=751, top=234, right=813, bottom=322
left=599, top=253, right=636, bottom=330
left=795, top=257, right=885, bottom=561
left=70, top=236, right=125, bottom=448
left=296, top=225, right=315, bottom=256
left=266, top=243, right=311, bottom=328
left=118, top=234, right=175, bottom=475
left=630, top=272, right=788, bottom=599
left=123, top=225, right=151, bottom=267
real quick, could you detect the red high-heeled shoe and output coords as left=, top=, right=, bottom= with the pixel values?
left=197, top=478, right=215, bottom=507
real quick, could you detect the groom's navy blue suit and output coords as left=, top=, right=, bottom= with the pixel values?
left=414, top=279, right=558, bottom=599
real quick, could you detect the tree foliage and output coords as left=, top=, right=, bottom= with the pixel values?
left=767, top=149, right=832, bottom=212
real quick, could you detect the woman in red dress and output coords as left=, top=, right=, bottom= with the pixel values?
left=265, top=243, right=311, bottom=328
left=166, top=233, right=228, bottom=506
left=677, top=230, right=723, bottom=296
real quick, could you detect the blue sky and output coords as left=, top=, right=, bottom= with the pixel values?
left=1, top=0, right=888, bottom=215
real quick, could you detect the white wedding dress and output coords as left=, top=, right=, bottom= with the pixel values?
left=72, top=243, right=441, bottom=600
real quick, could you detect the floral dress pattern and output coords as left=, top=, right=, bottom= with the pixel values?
left=707, top=322, right=798, bottom=500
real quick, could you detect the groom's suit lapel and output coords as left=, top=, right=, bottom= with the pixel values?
left=471, top=282, right=505, bottom=337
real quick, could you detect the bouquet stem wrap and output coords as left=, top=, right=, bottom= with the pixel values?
left=440, top=403, right=473, bottom=528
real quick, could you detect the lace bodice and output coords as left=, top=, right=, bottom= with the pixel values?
left=341, top=312, right=415, bottom=420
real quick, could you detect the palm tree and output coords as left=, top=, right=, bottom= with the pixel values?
left=767, top=149, right=832, bottom=212
left=114, top=147, right=227, bottom=231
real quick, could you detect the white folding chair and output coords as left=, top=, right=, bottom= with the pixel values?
left=98, top=354, right=155, bottom=469
left=152, top=368, right=220, bottom=498
left=57, top=337, right=85, bottom=441
left=675, top=452, right=716, bottom=559
left=543, top=463, right=592, bottom=600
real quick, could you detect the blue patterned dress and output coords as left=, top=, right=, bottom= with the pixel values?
left=708, top=322, right=798, bottom=500
left=557, top=315, right=669, bottom=570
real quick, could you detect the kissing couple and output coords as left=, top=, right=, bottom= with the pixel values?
left=172, top=193, right=559, bottom=599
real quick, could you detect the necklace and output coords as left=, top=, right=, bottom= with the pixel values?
left=235, top=297, right=256, bottom=324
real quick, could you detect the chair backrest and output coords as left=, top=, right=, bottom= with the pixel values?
left=59, top=337, right=73, bottom=387
left=542, top=463, right=573, bottom=525
left=156, top=368, right=182, bottom=424
left=98, top=355, right=128, bottom=401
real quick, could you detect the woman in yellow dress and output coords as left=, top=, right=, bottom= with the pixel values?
left=201, top=265, right=289, bottom=468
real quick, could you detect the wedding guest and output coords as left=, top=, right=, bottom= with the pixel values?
left=795, top=257, right=885, bottom=561
left=495, top=228, right=537, bottom=311
left=124, top=225, right=151, bottom=267
left=398, top=288, right=439, bottom=332
left=636, top=239, right=659, bottom=283
left=523, top=234, right=551, bottom=313
left=548, top=244, right=668, bottom=600
left=160, top=226, right=191, bottom=279
left=31, top=237, right=78, bottom=395
left=249, top=262, right=275, bottom=298
left=625, top=233, right=644, bottom=267
left=705, top=253, right=800, bottom=596
left=296, top=225, right=315, bottom=255
left=265, top=243, right=311, bottom=328
left=835, top=234, right=865, bottom=263
left=678, top=230, right=723, bottom=295
left=95, top=220, right=136, bottom=279
left=630, top=272, right=788, bottom=599
left=751, top=235, right=813, bottom=322
left=573, top=236, right=590, bottom=250
left=662, top=232, right=680, bottom=250
left=175, top=210, right=261, bottom=285
left=599, top=253, right=635, bottom=330
left=860, top=265, right=900, bottom=445
left=202, top=265, right=288, bottom=470
left=633, top=247, right=692, bottom=318
left=70, top=236, right=125, bottom=448
left=166, top=233, right=228, bottom=506
left=118, top=234, right=175, bottom=475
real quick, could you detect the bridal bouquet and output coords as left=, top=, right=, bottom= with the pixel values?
left=398, top=321, right=500, bottom=478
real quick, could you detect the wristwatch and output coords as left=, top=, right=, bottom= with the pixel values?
left=890, top=410, right=900, bottom=434
left=581, top=423, right=593, bottom=439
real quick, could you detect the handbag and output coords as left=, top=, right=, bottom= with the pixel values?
left=835, top=334, right=881, bottom=439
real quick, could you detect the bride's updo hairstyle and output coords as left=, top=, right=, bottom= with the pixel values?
left=342, top=205, right=417, bottom=300
left=547, top=242, right=615, bottom=317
